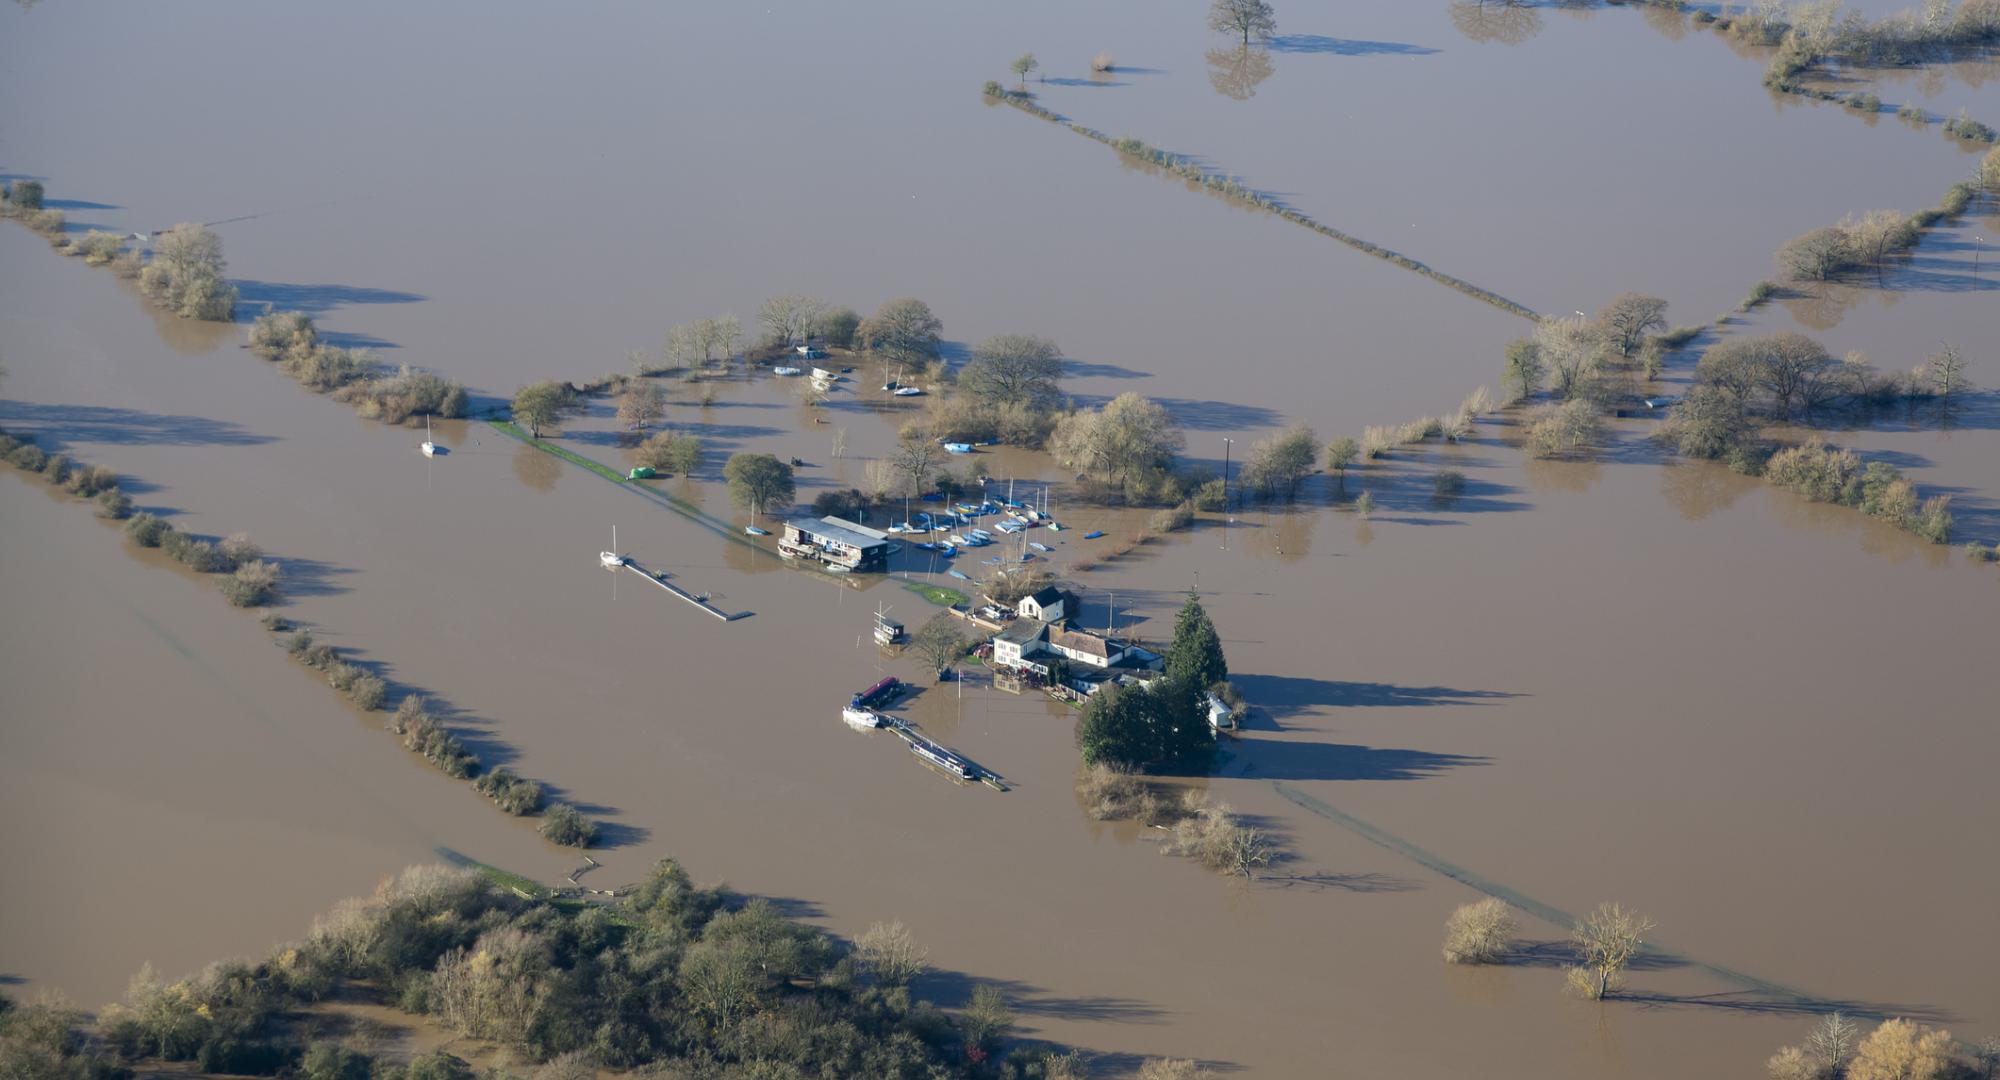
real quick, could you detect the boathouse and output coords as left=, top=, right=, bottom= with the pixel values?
left=1017, top=585, right=1067, bottom=623
left=780, top=516, right=892, bottom=572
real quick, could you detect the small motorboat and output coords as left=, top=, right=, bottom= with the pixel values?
left=773, top=366, right=804, bottom=376
left=943, top=442, right=973, bottom=454
left=947, top=569, right=971, bottom=580
left=1028, top=542, right=1051, bottom=552
left=745, top=525, right=770, bottom=536
left=1083, top=530, right=1105, bottom=539
left=893, top=386, right=924, bottom=397
left=994, top=520, right=1024, bottom=533
left=948, top=534, right=969, bottom=546
left=917, top=541, right=937, bottom=551
left=937, top=543, right=957, bottom=557
left=969, top=529, right=994, bottom=543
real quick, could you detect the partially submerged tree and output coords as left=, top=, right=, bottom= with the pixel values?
left=1564, top=902, right=1653, bottom=1000
left=1010, top=52, right=1039, bottom=87
left=1926, top=342, right=1970, bottom=414
left=891, top=430, right=944, bottom=499
left=1442, top=898, right=1516, bottom=964
left=1240, top=424, right=1317, bottom=501
left=723, top=452, right=795, bottom=517
left=1847, top=1018, right=1959, bottom=1080
left=139, top=223, right=237, bottom=320
left=1777, top=226, right=1857, bottom=281
left=858, top=298, right=944, bottom=371
left=1325, top=436, right=1359, bottom=487
left=617, top=381, right=663, bottom=431
left=960, top=333, right=1063, bottom=410
left=511, top=381, right=567, bottom=438
left=758, top=295, right=827, bottom=348
left=1208, top=0, right=1277, bottom=44
left=1050, top=392, right=1184, bottom=485
left=854, top=920, right=928, bottom=986
left=909, top=612, right=969, bottom=680
left=1503, top=338, right=1546, bottom=403
left=1535, top=316, right=1606, bottom=401
left=1597, top=293, right=1668, bottom=358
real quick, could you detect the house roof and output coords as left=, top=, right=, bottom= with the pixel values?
left=1050, top=628, right=1116, bottom=660
left=995, top=619, right=1050, bottom=647
left=1025, top=586, right=1064, bottom=608
left=784, top=517, right=888, bottom=551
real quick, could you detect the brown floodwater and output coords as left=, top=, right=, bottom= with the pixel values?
left=4, top=2, right=1998, bottom=1076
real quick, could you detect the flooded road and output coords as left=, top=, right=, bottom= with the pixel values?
left=4, top=1, right=1997, bottom=1075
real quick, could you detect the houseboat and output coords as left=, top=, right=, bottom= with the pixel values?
left=909, top=740, right=975, bottom=780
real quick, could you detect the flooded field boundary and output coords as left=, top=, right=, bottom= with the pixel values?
left=1268, top=781, right=1942, bottom=1021
left=983, top=87, right=1541, bottom=322
left=488, top=418, right=756, bottom=550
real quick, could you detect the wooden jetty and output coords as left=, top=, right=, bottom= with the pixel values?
left=622, top=560, right=739, bottom=621
left=879, top=714, right=1008, bottom=791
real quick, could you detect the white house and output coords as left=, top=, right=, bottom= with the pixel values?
left=1017, top=586, right=1066, bottom=624
left=1048, top=627, right=1121, bottom=669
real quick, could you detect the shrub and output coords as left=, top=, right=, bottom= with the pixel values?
left=1137, top=1061, right=1217, bottom=1080
left=1149, top=501, right=1195, bottom=533
left=1092, top=51, right=1116, bottom=72
left=5, top=179, right=44, bottom=209
left=221, top=532, right=261, bottom=564
left=1432, top=468, right=1466, bottom=498
left=27, top=209, right=65, bottom=235
left=1360, top=425, right=1395, bottom=459
left=124, top=512, right=171, bottom=547
left=1355, top=491, right=1374, bottom=518
left=285, top=629, right=314, bottom=656
left=1742, top=280, right=1780, bottom=310
left=72, top=230, right=127, bottom=265
left=1983, top=146, right=2000, bottom=192
left=1077, top=764, right=1166, bottom=823
left=39, top=452, right=70, bottom=486
left=248, top=311, right=318, bottom=360
left=854, top=920, right=928, bottom=986
left=95, top=487, right=133, bottom=519
left=474, top=768, right=545, bottom=816
left=1442, top=898, right=1516, bottom=964
left=138, top=224, right=237, bottom=321
left=539, top=803, right=598, bottom=847
left=109, top=249, right=143, bottom=278
left=1164, top=801, right=1274, bottom=878
left=260, top=612, right=291, bottom=631
left=222, top=559, right=282, bottom=607
left=65, top=464, right=118, bottom=496
left=168, top=536, right=231, bottom=573
left=982, top=79, right=1004, bottom=96
left=1191, top=477, right=1227, bottom=511
left=7, top=443, right=47, bottom=471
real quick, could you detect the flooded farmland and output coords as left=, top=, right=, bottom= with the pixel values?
left=3, top=1, right=1998, bottom=1077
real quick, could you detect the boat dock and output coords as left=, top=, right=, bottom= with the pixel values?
left=623, top=560, right=740, bottom=621
left=877, top=712, right=1007, bottom=791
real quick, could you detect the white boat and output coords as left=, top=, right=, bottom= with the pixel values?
left=599, top=525, right=626, bottom=568
left=893, top=386, right=924, bottom=397
left=842, top=705, right=885, bottom=730
left=773, top=366, right=804, bottom=376
left=745, top=525, right=770, bottom=536
left=420, top=415, right=437, bottom=457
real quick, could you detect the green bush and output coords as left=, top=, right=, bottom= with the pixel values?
left=38, top=452, right=69, bottom=486
left=7, top=443, right=46, bottom=471
left=474, top=768, right=545, bottom=816
left=4, top=179, right=44, bottom=209
left=1432, top=468, right=1467, bottom=498
left=1149, top=501, right=1195, bottom=533
left=348, top=674, right=387, bottom=711
left=260, top=612, right=291, bottom=631
left=539, top=803, right=598, bottom=848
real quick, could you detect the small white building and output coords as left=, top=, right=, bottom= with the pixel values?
left=1048, top=627, right=1121, bottom=669
left=1017, top=586, right=1067, bottom=624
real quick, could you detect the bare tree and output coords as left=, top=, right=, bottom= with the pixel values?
left=1804, top=1012, right=1861, bottom=1078
left=1564, top=902, right=1654, bottom=1000
left=1208, top=0, right=1277, bottom=44
left=1598, top=293, right=1668, bottom=358
left=617, top=382, right=663, bottom=431
left=909, top=612, right=968, bottom=679
left=961, top=333, right=1064, bottom=410
left=759, top=296, right=825, bottom=348
left=1777, top=226, right=1857, bottom=281
left=858, top=298, right=944, bottom=370
left=854, top=920, right=928, bottom=986
left=892, top=431, right=944, bottom=498
left=1442, top=898, right=1517, bottom=964
left=1926, top=343, right=1970, bottom=413
left=1535, top=316, right=1606, bottom=401
left=1240, top=424, right=1318, bottom=501
left=1449, top=0, right=1544, bottom=45
left=1503, top=338, right=1545, bottom=402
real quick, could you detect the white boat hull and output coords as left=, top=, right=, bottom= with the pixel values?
left=843, top=706, right=884, bottom=730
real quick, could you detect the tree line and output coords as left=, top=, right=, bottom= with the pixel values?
left=0, top=863, right=1210, bottom=1079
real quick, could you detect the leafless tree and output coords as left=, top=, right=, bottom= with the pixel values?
left=1442, top=898, right=1517, bottom=964
left=1848, top=1018, right=1959, bottom=1080
left=909, top=612, right=968, bottom=679
left=1926, top=343, right=1970, bottom=413
left=1208, top=0, right=1276, bottom=44
left=1535, top=316, right=1606, bottom=400
left=617, top=382, right=663, bottom=431
left=1598, top=293, right=1668, bottom=357
left=854, top=920, right=928, bottom=986
left=892, top=431, right=944, bottom=498
left=961, top=333, right=1064, bottom=409
left=1449, top=0, right=1543, bottom=45
left=1804, top=1012, right=1861, bottom=1078
left=1564, top=902, right=1654, bottom=1000
left=1777, top=226, right=1857, bottom=281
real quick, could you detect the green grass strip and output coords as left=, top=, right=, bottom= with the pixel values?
left=903, top=581, right=967, bottom=607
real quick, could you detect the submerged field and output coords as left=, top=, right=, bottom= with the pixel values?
left=2, top=1, right=1997, bottom=1077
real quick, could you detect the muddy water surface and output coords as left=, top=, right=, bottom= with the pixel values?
left=4, top=2, right=1998, bottom=1076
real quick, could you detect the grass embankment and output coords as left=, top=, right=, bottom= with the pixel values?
left=488, top=419, right=756, bottom=548
left=983, top=86, right=1539, bottom=322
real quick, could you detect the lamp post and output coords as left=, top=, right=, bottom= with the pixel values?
left=1221, top=437, right=1234, bottom=550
